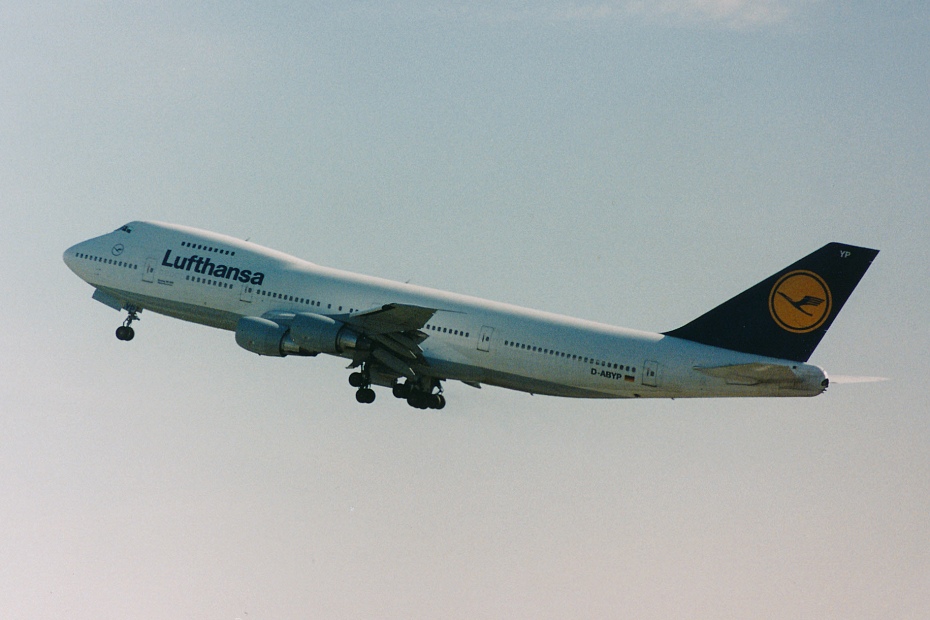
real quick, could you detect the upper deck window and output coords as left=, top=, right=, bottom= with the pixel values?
left=116, top=224, right=133, bottom=233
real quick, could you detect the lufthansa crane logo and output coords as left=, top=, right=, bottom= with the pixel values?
left=769, top=270, right=832, bottom=333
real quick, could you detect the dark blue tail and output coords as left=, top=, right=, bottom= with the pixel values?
left=664, top=243, right=879, bottom=362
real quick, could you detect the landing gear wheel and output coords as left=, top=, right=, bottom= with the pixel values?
left=349, top=372, right=367, bottom=388
left=355, top=387, right=376, bottom=404
left=116, top=305, right=141, bottom=341
left=393, top=382, right=412, bottom=399
left=407, top=391, right=429, bottom=409
left=115, top=325, right=135, bottom=341
left=428, top=394, right=446, bottom=410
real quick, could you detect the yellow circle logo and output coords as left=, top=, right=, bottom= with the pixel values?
left=769, top=270, right=832, bottom=333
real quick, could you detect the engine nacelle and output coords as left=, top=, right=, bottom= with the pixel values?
left=289, top=312, right=362, bottom=354
left=235, top=316, right=293, bottom=357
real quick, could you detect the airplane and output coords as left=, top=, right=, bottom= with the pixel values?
left=63, top=222, right=878, bottom=409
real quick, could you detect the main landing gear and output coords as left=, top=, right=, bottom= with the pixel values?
left=347, top=366, right=446, bottom=409
left=115, top=306, right=140, bottom=341
left=349, top=368, right=376, bottom=404
left=392, top=380, right=446, bottom=410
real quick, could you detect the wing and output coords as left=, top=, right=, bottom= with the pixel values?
left=261, top=302, right=441, bottom=382
left=338, top=303, right=439, bottom=381
left=339, top=303, right=436, bottom=335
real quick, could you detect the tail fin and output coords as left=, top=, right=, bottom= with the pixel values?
left=663, top=243, right=879, bottom=362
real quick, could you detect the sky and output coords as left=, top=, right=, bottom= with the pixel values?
left=2, top=1, right=929, bottom=618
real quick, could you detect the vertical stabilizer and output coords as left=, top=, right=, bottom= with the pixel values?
left=663, top=243, right=879, bottom=362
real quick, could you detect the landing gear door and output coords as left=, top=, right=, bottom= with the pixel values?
left=142, top=258, right=157, bottom=283
left=477, top=326, right=494, bottom=352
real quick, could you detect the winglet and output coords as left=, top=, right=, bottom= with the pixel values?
left=664, top=243, right=879, bottom=362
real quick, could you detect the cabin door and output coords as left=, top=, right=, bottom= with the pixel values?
left=142, top=258, right=157, bottom=283
left=477, top=326, right=494, bottom=352
left=239, top=284, right=253, bottom=303
left=643, top=360, right=659, bottom=387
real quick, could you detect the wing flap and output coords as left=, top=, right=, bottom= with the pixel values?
left=371, top=348, right=418, bottom=379
left=339, top=303, right=443, bottom=380
left=370, top=332, right=420, bottom=361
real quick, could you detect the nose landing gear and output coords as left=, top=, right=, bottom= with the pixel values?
left=115, top=306, right=141, bottom=341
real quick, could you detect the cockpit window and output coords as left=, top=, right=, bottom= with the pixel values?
left=116, top=224, right=133, bottom=233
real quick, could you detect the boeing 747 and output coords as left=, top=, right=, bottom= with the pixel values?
left=63, top=222, right=878, bottom=409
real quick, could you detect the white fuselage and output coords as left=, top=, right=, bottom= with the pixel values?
left=63, top=222, right=828, bottom=399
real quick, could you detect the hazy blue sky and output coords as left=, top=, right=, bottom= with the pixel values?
left=2, top=2, right=928, bottom=618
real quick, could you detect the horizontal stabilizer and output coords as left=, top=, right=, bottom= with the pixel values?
left=694, top=363, right=802, bottom=386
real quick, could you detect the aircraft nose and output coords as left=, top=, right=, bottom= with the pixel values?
left=63, top=243, right=78, bottom=271
left=63, top=241, right=89, bottom=275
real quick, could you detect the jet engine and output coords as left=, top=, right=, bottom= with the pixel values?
left=289, top=312, right=363, bottom=354
left=235, top=316, right=298, bottom=356
left=235, top=313, right=363, bottom=357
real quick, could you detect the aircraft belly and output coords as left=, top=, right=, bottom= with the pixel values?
left=422, top=346, right=640, bottom=398
left=97, top=285, right=240, bottom=330
left=427, top=357, right=623, bottom=398
left=483, top=372, right=622, bottom=398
